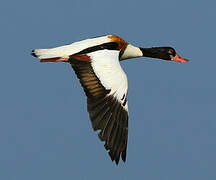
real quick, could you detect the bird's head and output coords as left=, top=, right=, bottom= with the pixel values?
left=140, top=47, right=189, bottom=63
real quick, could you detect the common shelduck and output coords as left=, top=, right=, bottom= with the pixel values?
left=31, top=35, right=188, bottom=165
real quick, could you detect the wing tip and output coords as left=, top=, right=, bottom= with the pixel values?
left=108, top=149, right=127, bottom=165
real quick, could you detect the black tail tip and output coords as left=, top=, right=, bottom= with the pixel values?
left=31, top=49, right=37, bottom=57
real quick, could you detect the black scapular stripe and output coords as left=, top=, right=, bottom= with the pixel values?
left=72, top=42, right=119, bottom=56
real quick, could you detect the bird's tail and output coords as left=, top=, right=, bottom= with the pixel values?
left=31, top=49, right=69, bottom=62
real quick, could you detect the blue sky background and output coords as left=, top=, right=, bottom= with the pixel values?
left=1, top=0, right=216, bottom=179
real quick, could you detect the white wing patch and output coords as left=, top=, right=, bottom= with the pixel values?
left=89, top=50, right=128, bottom=111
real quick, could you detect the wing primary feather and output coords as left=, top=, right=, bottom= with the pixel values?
left=102, top=99, right=122, bottom=148
left=107, top=102, right=122, bottom=141
left=94, top=106, right=111, bottom=131
left=98, top=96, right=118, bottom=140
left=108, top=124, right=120, bottom=161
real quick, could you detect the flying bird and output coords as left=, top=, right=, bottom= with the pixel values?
left=31, top=35, right=188, bottom=165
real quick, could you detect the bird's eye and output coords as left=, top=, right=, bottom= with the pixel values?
left=168, top=49, right=174, bottom=54
left=168, top=49, right=173, bottom=54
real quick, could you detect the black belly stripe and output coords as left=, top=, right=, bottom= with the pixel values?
left=71, top=42, right=119, bottom=56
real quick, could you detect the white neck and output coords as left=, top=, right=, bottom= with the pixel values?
left=120, top=44, right=143, bottom=60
